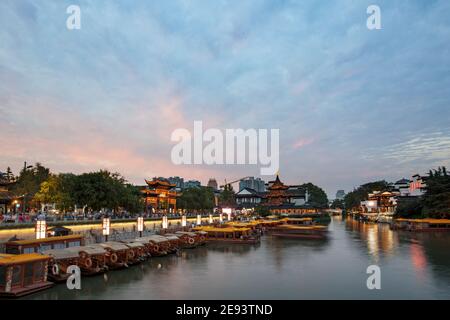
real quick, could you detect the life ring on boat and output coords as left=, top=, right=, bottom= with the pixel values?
left=199, top=236, right=206, bottom=242
left=110, top=253, right=118, bottom=263
left=52, top=264, right=60, bottom=275
left=188, top=237, right=195, bottom=245
left=127, top=250, right=135, bottom=260
left=83, top=258, right=93, bottom=268
left=153, top=244, right=160, bottom=252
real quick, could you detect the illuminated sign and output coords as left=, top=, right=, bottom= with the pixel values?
left=137, top=217, right=144, bottom=232
left=36, top=220, right=46, bottom=239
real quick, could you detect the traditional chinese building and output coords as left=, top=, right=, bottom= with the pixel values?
left=142, top=178, right=179, bottom=214
left=261, top=175, right=317, bottom=215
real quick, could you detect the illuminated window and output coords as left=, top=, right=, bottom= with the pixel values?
left=23, top=247, right=35, bottom=254
left=54, top=243, right=65, bottom=249
left=68, top=241, right=80, bottom=247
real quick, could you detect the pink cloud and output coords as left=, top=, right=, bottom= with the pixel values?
left=293, top=137, right=314, bottom=150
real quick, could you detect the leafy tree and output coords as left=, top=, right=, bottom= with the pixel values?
left=178, top=187, right=214, bottom=212
left=219, top=184, right=235, bottom=207
left=422, top=167, right=450, bottom=218
left=34, top=173, right=77, bottom=212
left=395, top=197, right=423, bottom=218
left=300, top=183, right=329, bottom=208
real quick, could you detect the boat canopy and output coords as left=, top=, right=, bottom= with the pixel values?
left=65, top=246, right=106, bottom=256
left=163, top=235, right=179, bottom=241
left=122, top=242, right=145, bottom=249
left=98, top=242, right=130, bottom=251
left=41, top=249, right=80, bottom=260
left=395, top=218, right=450, bottom=224
left=6, top=235, right=82, bottom=246
left=0, top=253, right=50, bottom=265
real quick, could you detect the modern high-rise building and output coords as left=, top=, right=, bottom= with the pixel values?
left=207, top=178, right=218, bottom=190
left=239, top=177, right=266, bottom=192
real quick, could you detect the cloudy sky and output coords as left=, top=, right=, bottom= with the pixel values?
left=1, top=0, right=449, bottom=197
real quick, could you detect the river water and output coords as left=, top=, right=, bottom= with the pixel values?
left=24, top=217, right=450, bottom=300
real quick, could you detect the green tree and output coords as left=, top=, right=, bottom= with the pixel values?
left=34, top=173, right=77, bottom=212
left=177, top=187, right=214, bottom=212
left=219, top=184, right=235, bottom=207
left=300, top=183, right=329, bottom=208
left=422, top=167, right=450, bottom=218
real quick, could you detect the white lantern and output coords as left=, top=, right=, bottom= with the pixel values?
left=36, top=220, right=46, bottom=239
left=102, top=218, right=110, bottom=236
left=162, top=216, right=168, bottom=229
left=219, top=213, right=223, bottom=222
left=137, top=217, right=144, bottom=232
left=209, top=214, right=213, bottom=224
left=197, top=214, right=202, bottom=225
left=181, top=215, right=187, bottom=227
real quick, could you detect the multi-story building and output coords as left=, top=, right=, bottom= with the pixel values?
left=239, top=177, right=266, bottom=193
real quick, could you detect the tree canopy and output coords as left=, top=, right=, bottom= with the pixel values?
left=177, top=187, right=215, bottom=212
left=300, top=183, right=329, bottom=208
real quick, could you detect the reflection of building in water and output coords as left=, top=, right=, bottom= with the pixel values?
left=410, top=242, right=427, bottom=280
left=345, top=218, right=397, bottom=260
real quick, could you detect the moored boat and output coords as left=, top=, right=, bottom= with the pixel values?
left=193, top=227, right=260, bottom=244
left=0, top=253, right=53, bottom=298
left=135, top=236, right=169, bottom=256
left=175, top=231, right=203, bottom=248
left=391, top=218, right=450, bottom=232
left=96, top=242, right=136, bottom=269
left=5, top=235, right=84, bottom=254
left=121, top=240, right=148, bottom=262
left=64, top=246, right=108, bottom=276
left=269, top=224, right=328, bottom=239
left=41, top=249, right=80, bottom=283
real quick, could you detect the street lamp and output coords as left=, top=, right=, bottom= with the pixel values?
left=162, top=215, right=168, bottom=229
left=137, top=216, right=144, bottom=237
left=102, top=217, right=110, bottom=242
left=35, top=219, right=46, bottom=239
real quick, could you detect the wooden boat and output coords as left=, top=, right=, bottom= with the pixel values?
left=64, top=246, right=108, bottom=276
left=162, top=234, right=182, bottom=252
left=175, top=231, right=202, bottom=248
left=5, top=235, right=84, bottom=254
left=269, top=225, right=328, bottom=239
left=41, top=249, right=80, bottom=283
left=282, top=217, right=314, bottom=225
left=121, top=240, right=148, bottom=262
left=96, top=242, right=135, bottom=269
left=0, top=253, right=53, bottom=298
left=392, top=218, right=450, bottom=232
left=134, top=236, right=169, bottom=256
left=193, top=227, right=260, bottom=244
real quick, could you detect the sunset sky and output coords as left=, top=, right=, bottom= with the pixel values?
left=1, top=0, right=449, bottom=197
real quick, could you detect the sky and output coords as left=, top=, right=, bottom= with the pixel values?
left=1, top=0, right=450, bottom=198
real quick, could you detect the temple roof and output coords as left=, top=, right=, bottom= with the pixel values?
left=267, top=175, right=289, bottom=190
left=145, top=179, right=176, bottom=189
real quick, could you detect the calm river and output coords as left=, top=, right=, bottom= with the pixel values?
left=24, top=217, right=450, bottom=300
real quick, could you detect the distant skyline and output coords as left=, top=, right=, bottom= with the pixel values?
left=1, top=1, right=450, bottom=199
